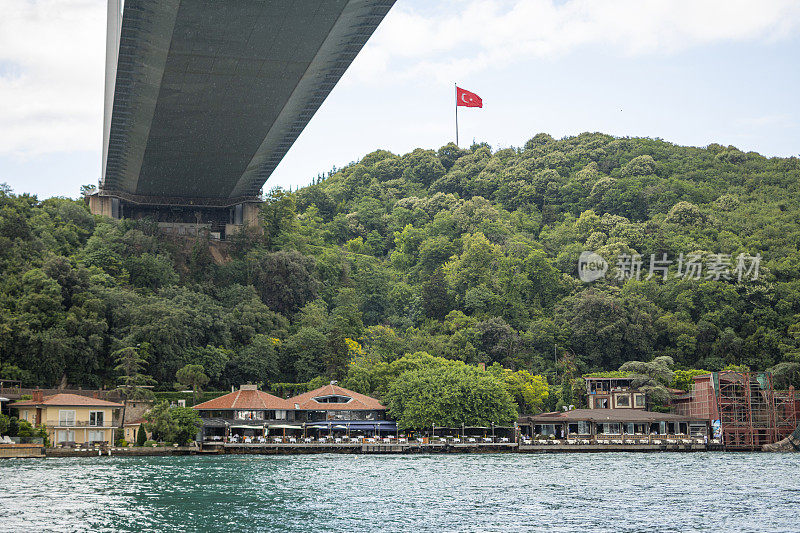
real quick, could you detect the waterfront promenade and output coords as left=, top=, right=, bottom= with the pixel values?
left=0, top=436, right=713, bottom=458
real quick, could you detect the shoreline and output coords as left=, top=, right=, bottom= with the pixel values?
left=2, top=441, right=748, bottom=458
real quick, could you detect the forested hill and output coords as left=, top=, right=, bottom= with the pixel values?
left=2, top=132, right=800, bottom=398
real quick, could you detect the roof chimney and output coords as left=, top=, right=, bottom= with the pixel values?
left=478, top=362, right=486, bottom=371
left=33, top=390, right=43, bottom=403
left=240, top=384, right=258, bottom=391
left=92, top=391, right=100, bottom=399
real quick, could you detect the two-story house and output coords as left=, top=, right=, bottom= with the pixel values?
left=11, top=391, right=123, bottom=446
left=584, top=376, right=647, bottom=410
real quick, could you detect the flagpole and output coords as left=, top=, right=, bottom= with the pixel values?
left=454, top=83, right=459, bottom=146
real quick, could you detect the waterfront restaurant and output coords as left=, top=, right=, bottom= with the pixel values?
left=519, top=409, right=709, bottom=440
left=287, top=383, right=397, bottom=437
left=10, top=391, right=123, bottom=446
left=192, top=385, right=297, bottom=442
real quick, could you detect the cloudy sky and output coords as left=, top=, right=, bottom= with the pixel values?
left=1, top=0, right=799, bottom=199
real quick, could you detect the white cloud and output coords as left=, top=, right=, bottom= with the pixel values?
left=0, top=0, right=105, bottom=157
left=347, top=0, right=800, bottom=84
left=1, top=0, right=799, bottom=159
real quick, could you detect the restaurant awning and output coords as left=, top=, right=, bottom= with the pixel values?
left=230, top=425, right=264, bottom=429
left=268, top=424, right=303, bottom=429
left=308, top=421, right=397, bottom=431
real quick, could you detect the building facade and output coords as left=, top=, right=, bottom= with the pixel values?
left=10, top=391, right=123, bottom=446
left=287, top=383, right=396, bottom=435
left=584, top=376, right=647, bottom=410
left=519, top=409, right=708, bottom=439
left=193, top=384, right=297, bottom=441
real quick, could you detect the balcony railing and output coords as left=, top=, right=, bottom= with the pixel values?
left=48, top=421, right=114, bottom=428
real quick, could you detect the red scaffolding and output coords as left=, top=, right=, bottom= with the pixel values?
left=675, top=372, right=799, bottom=450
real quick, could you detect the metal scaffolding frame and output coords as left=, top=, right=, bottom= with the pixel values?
left=679, top=372, right=799, bottom=450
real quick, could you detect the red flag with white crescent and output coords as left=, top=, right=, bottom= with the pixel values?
left=456, top=86, right=482, bottom=108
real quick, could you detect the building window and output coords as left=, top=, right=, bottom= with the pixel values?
left=634, top=394, right=646, bottom=408
left=235, top=410, right=264, bottom=420
left=89, top=411, right=104, bottom=426
left=616, top=395, right=630, bottom=408
left=57, top=430, right=75, bottom=444
left=313, top=395, right=352, bottom=404
left=599, top=423, right=621, bottom=435
left=59, top=410, right=76, bottom=426
left=535, top=424, right=556, bottom=436
left=594, top=397, right=609, bottom=409
left=88, top=430, right=106, bottom=443
left=567, top=421, right=590, bottom=435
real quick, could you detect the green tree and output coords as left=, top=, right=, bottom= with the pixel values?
left=385, top=361, right=517, bottom=429
left=618, top=356, right=675, bottom=406
left=487, top=363, right=549, bottom=414
left=113, top=346, right=155, bottom=401
left=175, top=364, right=209, bottom=405
left=144, top=401, right=176, bottom=443
left=136, top=423, right=147, bottom=446
left=170, top=407, right=202, bottom=445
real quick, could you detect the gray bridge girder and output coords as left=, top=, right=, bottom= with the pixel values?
left=102, top=0, right=394, bottom=203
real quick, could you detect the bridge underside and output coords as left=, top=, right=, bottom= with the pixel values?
left=96, top=0, right=393, bottom=234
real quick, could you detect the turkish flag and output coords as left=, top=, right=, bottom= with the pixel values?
left=456, top=86, right=482, bottom=108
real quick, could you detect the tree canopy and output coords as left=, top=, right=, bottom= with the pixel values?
left=1, top=132, right=799, bottom=416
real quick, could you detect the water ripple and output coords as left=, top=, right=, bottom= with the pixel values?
left=0, top=452, right=798, bottom=532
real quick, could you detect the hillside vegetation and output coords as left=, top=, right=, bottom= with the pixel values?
left=2, top=132, right=800, bottom=412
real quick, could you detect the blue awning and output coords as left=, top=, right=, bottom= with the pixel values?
left=308, top=421, right=397, bottom=431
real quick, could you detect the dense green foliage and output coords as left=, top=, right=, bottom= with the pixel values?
left=144, top=401, right=201, bottom=445
left=342, top=351, right=546, bottom=426
left=2, top=133, right=800, bottom=415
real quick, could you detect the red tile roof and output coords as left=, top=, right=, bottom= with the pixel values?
left=10, top=393, right=123, bottom=408
left=192, top=388, right=293, bottom=410
left=288, top=384, right=385, bottom=411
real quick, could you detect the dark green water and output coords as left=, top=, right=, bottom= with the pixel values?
left=1, top=453, right=798, bottom=532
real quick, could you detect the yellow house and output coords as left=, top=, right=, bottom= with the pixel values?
left=11, top=391, right=123, bottom=446
left=123, top=418, right=152, bottom=444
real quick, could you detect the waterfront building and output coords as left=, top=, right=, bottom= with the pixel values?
left=193, top=384, right=297, bottom=442
left=672, top=371, right=799, bottom=449
left=519, top=409, right=708, bottom=439
left=287, top=383, right=397, bottom=436
left=122, top=418, right=151, bottom=444
left=10, top=391, right=123, bottom=446
left=584, top=376, right=647, bottom=410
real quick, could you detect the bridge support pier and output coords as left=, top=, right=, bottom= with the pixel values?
left=87, top=190, right=262, bottom=239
